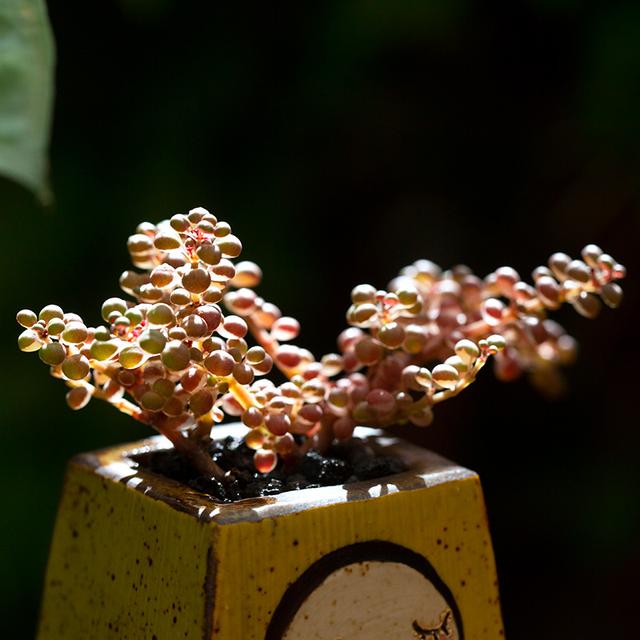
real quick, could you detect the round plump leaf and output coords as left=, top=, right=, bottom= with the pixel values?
left=432, top=364, right=460, bottom=390
left=396, top=286, right=419, bottom=307
left=153, top=232, right=181, bottom=250
left=195, top=305, right=222, bottom=333
left=204, top=350, right=235, bottom=376
left=201, top=287, right=223, bottom=303
left=161, top=340, right=191, bottom=371
left=62, top=354, right=90, bottom=380
left=271, top=317, right=300, bottom=342
left=168, top=326, right=187, bottom=341
left=137, top=284, right=164, bottom=303
left=480, top=298, right=505, bottom=326
left=119, top=269, right=148, bottom=294
left=535, top=275, right=561, bottom=308
left=152, top=378, right=175, bottom=397
left=415, top=367, right=433, bottom=388
left=125, top=307, right=145, bottom=326
left=252, top=354, right=273, bottom=375
left=180, top=367, right=205, bottom=393
left=119, top=346, right=145, bottom=369
left=230, top=261, right=262, bottom=288
left=196, top=242, right=221, bottom=266
left=333, top=417, right=356, bottom=440
left=354, top=337, right=383, bottom=365
left=218, top=315, right=248, bottom=339
left=213, top=221, right=231, bottom=237
left=494, top=266, right=521, bottom=296
left=566, top=259, right=591, bottom=284
left=101, top=298, right=127, bottom=322
left=94, top=326, right=111, bottom=341
left=216, top=234, right=242, bottom=258
left=162, top=396, right=185, bottom=417
left=138, top=329, right=167, bottom=355
left=601, top=282, right=623, bottom=308
left=402, top=325, right=427, bottom=354
left=61, top=321, right=88, bottom=344
left=66, top=386, right=91, bottom=410
left=246, top=346, right=266, bottom=365
left=90, top=340, right=118, bottom=361
left=377, top=322, right=404, bottom=349
left=182, top=314, right=209, bottom=338
left=352, top=401, right=375, bottom=423
left=16, top=309, right=37, bottom=328
left=39, top=342, right=66, bottom=366
left=274, top=433, right=295, bottom=455
left=197, top=219, right=215, bottom=234
left=350, top=284, right=376, bottom=304
left=169, top=213, right=190, bottom=232
left=320, top=353, right=342, bottom=377
left=531, top=266, right=553, bottom=281
left=127, top=233, right=154, bottom=253
left=190, top=389, right=214, bottom=416
left=244, top=426, right=265, bottom=449
left=572, top=291, right=601, bottom=319
left=211, top=259, right=235, bottom=280
left=275, top=345, right=302, bottom=368
left=188, top=207, right=207, bottom=223
left=150, top=264, right=175, bottom=288
left=242, top=407, right=264, bottom=429
left=444, top=355, right=468, bottom=373
left=548, top=252, right=571, bottom=279
left=202, top=338, right=225, bottom=353
left=140, top=390, right=165, bottom=411
left=454, top=339, right=480, bottom=364
left=118, top=370, right=137, bottom=387
left=366, top=389, right=396, bottom=413
left=224, top=289, right=257, bottom=316
left=409, top=407, right=434, bottom=428
left=39, top=304, right=64, bottom=323
left=46, top=318, right=66, bottom=336
left=182, top=268, right=211, bottom=294
left=399, top=365, right=419, bottom=391
left=147, top=303, right=175, bottom=326
left=486, top=334, right=506, bottom=351
left=350, top=303, right=377, bottom=326
left=265, top=413, right=290, bottom=436
left=581, top=244, right=603, bottom=268
left=112, top=315, right=130, bottom=329
left=18, top=329, right=42, bottom=352
left=169, top=288, right=192, bottom=306
left=233, top=362, right=254, bottom=385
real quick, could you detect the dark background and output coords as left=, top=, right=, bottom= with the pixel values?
left=1, top=1, right=639, bottom=637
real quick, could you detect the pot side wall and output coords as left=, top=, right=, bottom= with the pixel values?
left=37, top=432, right=504, bottom=639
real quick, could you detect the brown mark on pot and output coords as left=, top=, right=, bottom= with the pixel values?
left=203, top=545, right=216, bottom=640
left=265, top=541, right=464, bottom=640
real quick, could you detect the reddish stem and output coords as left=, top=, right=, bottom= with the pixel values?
left=246, top=315, right=298, bottom=379
left=143, top=412, right=226, bottom=481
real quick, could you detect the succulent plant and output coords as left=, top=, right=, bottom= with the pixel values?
left=17, top=207, right=626, bottom=480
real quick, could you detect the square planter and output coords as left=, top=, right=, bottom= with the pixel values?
left=37, top=425, right=504, bottom=639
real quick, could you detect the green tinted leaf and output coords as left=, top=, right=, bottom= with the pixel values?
left=0, top=1, right=54, bottom=201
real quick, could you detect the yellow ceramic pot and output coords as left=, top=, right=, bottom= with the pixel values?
left=37, top=424, right=504, bottom=639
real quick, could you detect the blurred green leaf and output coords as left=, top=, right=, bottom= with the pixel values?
left=0, top=0, right=54, bottom=201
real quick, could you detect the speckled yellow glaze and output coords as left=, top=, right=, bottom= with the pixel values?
left=37, top=425, right=504, bottom=639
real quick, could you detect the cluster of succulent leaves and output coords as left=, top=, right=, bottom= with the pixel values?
left=17, top=207, right=625, bottom=480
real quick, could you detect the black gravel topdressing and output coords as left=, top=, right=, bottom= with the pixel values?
left=132, top=436, right=407, bottom=503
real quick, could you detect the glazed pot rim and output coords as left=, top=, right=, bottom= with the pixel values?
left=72, top=423, right=477, bottom=524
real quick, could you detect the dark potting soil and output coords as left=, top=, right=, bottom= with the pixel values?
left=132, top=436, right=407, bottom=503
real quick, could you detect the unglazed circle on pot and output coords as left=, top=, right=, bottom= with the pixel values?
left=282, top=560, right=459, bottom=639
left=266, top=542, right=462, bottom=640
